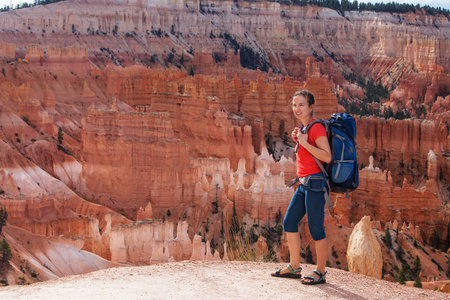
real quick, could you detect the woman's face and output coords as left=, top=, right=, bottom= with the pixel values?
left=292, top=95, right=313, bottom=121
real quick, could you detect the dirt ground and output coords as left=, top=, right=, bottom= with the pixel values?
left=0, top=261, right=448, bottom=300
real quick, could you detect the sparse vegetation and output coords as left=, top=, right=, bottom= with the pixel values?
left=331, top=246, right=338, bottom=258
left=227, top=228, right=274, bottom=262
left=431, top=258, right=444, bottom=272
left=223, top=32, right=273, bottom=72
left=166, top=52, right=175, bottom=64
left=265, top=0, right=450, bottom=18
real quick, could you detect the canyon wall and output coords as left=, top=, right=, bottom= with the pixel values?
left=0, top=0, right=448, bottom=103
left=0, top=0, right=448, bottom=285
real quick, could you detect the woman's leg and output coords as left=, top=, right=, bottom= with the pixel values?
left=314, top=237, right=328, bottom=274
left=303, top=188, right=328, bottom=281
left=277, top=186, right=306, bottom=274
left=286, top=231, right=301, bottom=270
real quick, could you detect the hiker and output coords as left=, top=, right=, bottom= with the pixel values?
left=271, top=90, right=332, bottom=285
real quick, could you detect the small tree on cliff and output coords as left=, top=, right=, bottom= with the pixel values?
left=430, top=228, right=440, bottom=249
left=413, top=272, right=422, bottom=288
left=229, top=196, right=239, bottom=237
left=382, top=226, right=392, bottom=249
left=0, top=239, right=12, bottom=263
left=278, top=119, right=285, bottom=138
left=412, top=255, right=421, bottom=276
left=445, top=224, right=450, bottom=253
left=275, top=207, right=281, bottom=224
left=57, top=127, right=64, bottom=145
left=396, top=238, right=404, bottom=262
left=0, top=205, right=7, bottom=235
left=398, top=264, right=407, bottom=285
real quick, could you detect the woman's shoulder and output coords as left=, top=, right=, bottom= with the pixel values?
left=309, top=121, right=327, bottom=136
left=310, top=120, right=325, bottom=130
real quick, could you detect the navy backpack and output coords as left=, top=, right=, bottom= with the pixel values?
left=289, top=113, right=359, bottom=206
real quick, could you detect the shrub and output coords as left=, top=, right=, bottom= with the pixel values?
left=227, top=228, right=275, bottom=262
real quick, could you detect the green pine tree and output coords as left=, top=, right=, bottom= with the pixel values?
left=398, top=266, right=406, bottom=285
left=229, top=196, right=239, bottom=236
left=413, top=272, right=422, bottom=288
left=396, top=238, right=404, bottom=262
left=430, top=228, right=440, bottom=249
left=383, top=227, right=392, bottom=248
left=445, top=224, right=450, bottom=252
left=0, top=239, right=12, bottom=262
left=0, top=205, right=7, bottom=235
left=413, top=255, right=421, bottom=275
left=57, top=127, right=64, bottom=145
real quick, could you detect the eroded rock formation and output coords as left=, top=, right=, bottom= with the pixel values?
left=0, top=0, right=448, bottom=287
left=347, top=216, right=383, bottom=279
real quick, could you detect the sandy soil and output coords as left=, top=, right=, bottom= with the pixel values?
left=0, top=261, right=448, bottom=300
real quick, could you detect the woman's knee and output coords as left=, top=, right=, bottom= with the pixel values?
left=309, top=226, right=326, bottom=241
left=283, top=215, right=298, bottom=232
left=307, top=211, right=326, bottom=240
left=305, top=190, right=326, bottom=240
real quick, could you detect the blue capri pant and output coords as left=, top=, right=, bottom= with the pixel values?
left=283, top=173, right=327, bottom=241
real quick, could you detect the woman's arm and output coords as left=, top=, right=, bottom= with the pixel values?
left=297, top=132, right=332, bottom=163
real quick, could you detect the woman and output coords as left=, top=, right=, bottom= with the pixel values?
left=271, top=90, right=332, bottom=285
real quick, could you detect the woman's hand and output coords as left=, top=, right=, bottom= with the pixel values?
left=296, top=128, right=332, bottom=163
left=297, top=130, right=309, bottom=147
left=292, top=127, right=299, bottom=141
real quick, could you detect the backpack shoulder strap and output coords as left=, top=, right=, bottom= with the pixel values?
left=301, top=119, right=325, bottom=133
